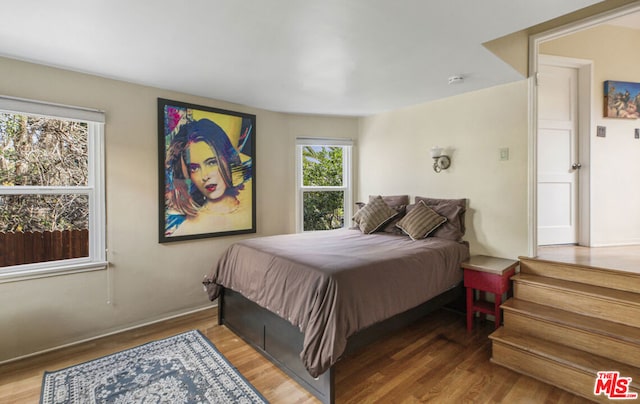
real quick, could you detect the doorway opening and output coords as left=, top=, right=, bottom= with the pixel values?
left=528, top=3, right=640, bottom=257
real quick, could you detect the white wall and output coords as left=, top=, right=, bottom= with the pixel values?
left=358, top=80, right=530, bottom=258
left=541, top=24, right=640, bottom=246
left=0, top=56, right=358, bottom=362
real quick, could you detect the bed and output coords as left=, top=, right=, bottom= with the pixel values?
left=203, top=196, right=469, bottom=403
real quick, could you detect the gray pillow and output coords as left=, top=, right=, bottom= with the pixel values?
left=414, top=197, right=466, bottom=241
left=367, top=195, right=408, bottom=235
left=396, top=200, right=447, bottom=240
left=369, top=195, right=409, bottom=209
left=353, top=196, right=399, bottom=234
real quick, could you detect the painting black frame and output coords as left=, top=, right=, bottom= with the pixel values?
left=158, top=98, right=256, bottom=243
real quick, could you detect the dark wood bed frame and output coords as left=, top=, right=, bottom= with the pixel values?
left=218, top=283, right=464, bottom=404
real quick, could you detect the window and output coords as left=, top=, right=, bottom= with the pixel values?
left=0, top=96, right=106, bottom=282
left=296, top=138, right=352, bottom=232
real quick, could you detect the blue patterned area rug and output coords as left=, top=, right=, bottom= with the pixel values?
left=40, top=330, right=268, bottom=403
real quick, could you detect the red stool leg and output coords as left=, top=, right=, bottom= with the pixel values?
left=466, top=287, right=473, bottom=332
left=494, top=293, right=502, bottom=329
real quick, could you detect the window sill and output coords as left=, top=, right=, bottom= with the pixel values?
left=0, top=260, right=108, bottom=284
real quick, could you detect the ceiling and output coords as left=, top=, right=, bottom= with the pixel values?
left=0, top=1, right=609, bottom=116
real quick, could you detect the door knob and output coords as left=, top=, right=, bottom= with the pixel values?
left=571, top=163, right=582, bottom=170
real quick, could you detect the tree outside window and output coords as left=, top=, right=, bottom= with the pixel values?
left=0, top=113, right=89, bottom=233
left=297, top=140, right=352, bottom=232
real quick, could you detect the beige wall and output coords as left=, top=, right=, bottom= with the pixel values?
left=0, top=56, right=358, bottom=362
left=358, top=80, right=530, bottom=258
left=541, top=24, right=640, bottom=246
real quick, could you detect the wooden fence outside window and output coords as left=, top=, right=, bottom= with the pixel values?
left=0, top=229, right=89, bottom=267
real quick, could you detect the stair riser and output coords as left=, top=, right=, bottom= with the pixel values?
left=514, top=282, right=640, bottom=328
left=503, top=311, right=640, bottom=368
left=519, top=259, right=640, bottom=293
left=491, top=342, right=639, bottom=404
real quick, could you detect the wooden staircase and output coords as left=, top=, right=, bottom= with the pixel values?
left=490, top=257, right=640, bottom=403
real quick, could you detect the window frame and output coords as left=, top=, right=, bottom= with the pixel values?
left=0, top=96, right=106, bottom=283
left=295, top=137, right=353, bottom=233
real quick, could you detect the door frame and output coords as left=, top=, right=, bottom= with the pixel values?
left=527, top=2, right=640, bottom=257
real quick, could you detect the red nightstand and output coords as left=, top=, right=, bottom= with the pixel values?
left=462, top=255, right=518, bottom=332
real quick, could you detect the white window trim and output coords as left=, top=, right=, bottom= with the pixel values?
left=0, top=95, right=105, bottom=123
left=295, top=137, right=353, bottom=233
left=0, top=97, right=106, bottom=283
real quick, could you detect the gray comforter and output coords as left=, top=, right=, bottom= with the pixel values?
left=203, top=228, right=469, bottom=377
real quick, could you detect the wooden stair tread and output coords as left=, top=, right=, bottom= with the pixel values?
left=518, top=257, right=640, bottom=294
left=490, top=327, right=640, bottom=388
left=512, top=273, right=640, bottom=306
left=501, top=298, right=640, bottom=344
left=520, top=256, right=640, bottom=278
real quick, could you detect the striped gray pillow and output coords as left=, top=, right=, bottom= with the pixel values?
left=396, top=200, right=447, bottom=240
left=352, top=196, right=399, bottom=234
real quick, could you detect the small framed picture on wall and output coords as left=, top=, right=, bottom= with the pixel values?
left=604, top=80, right=640, bottom=119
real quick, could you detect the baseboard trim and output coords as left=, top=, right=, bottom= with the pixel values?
left=0, top=303, right=217, bottom=366
left=589, top=241, right=640, bottom=247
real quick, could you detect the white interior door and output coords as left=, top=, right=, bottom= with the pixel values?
left=537, top=63, right=579, bottom=245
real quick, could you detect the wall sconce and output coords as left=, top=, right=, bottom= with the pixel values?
left=431, top=146, right=451, bottom=173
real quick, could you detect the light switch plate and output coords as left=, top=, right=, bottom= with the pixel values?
left=597, top=126, right=606, bottom=137
left=499, top=147, right=509, bottom=161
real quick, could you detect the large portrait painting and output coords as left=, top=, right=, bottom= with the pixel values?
left=158, top=98, right=256, bottom=242
left=604, top=80, right=640, bottom=119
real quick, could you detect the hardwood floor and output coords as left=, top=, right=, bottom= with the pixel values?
left=0, top=307, right=585, bottom=403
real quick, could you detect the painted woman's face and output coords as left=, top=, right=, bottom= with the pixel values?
left=187, top=141, right=227, bottom=201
